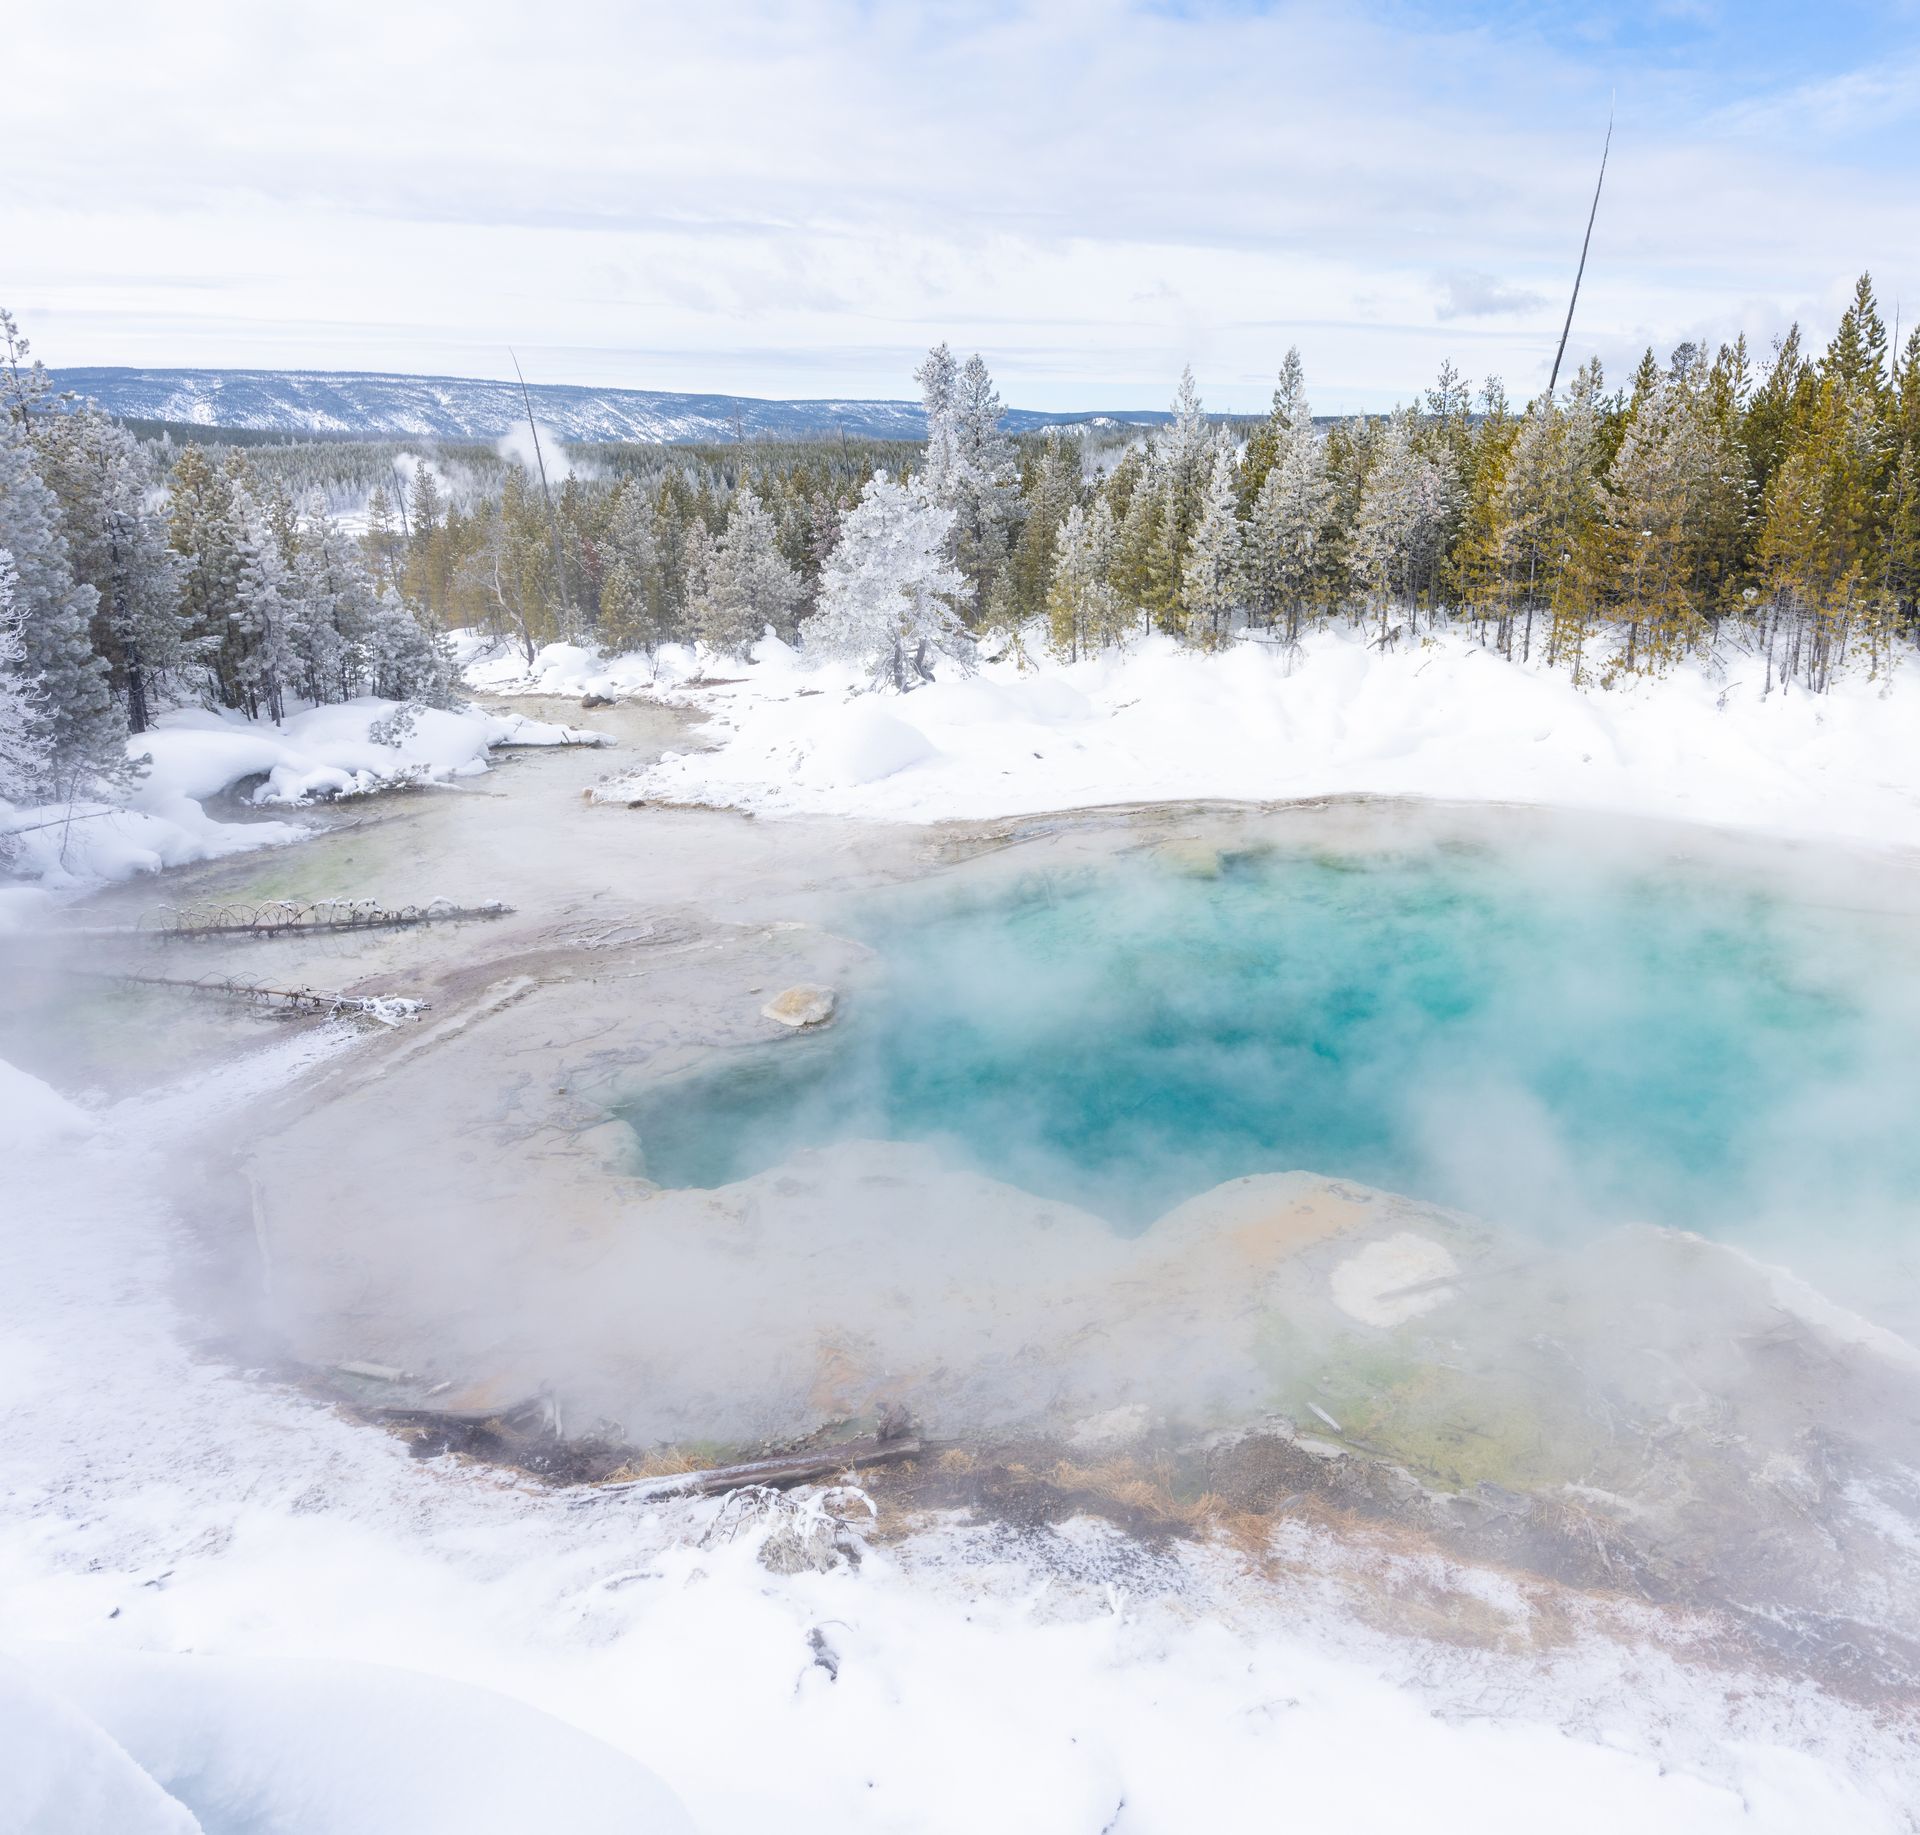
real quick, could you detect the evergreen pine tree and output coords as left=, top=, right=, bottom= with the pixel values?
left=690, top=486, right=803, bottom=658
left=1348, top=407, right=1454, bottom=644
left=229, top=478, right=297, bottom=722
left=1181, top=448, right=1244, bottom=646
left=600, top=481, right=675, bottom=652
left=1044, top=500, right=1123, bottom=661
left=1237, top=347, right=1309, bottom=515
left=168, top=446, right=250, bottom=707
left=806, top=472, right=972, bottom=691
left=0, top=417, right=126, bottom=793
left=914, top=343, right=960, bottom=500
left=1008, top=432, right=1082, bottom=623
left=1245, top=359, right=1331, bottom=641
left=41, top=407, right=187, bottom=732
left=0, top=549, right=44, bottom=803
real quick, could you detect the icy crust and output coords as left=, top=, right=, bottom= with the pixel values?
left=463, top=625, right=1920, bottom=847
left=0, top=698, right=598, bottom=890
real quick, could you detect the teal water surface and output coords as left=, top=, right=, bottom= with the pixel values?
left=624, top=843, right=1920, bottom=1236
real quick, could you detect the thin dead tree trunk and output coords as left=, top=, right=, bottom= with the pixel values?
left=511, top=347, right=574, bottom=629
left=1547, top=101, right=1614, bottom=398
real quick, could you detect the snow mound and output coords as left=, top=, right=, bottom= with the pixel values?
left=20, top=1646, right=696, bottom=1835
left=799, top=704, right=936, bottom=786
left=0, top=1655, right=201, bottom=1835
left=0, top=1059, right=96, bottom=1155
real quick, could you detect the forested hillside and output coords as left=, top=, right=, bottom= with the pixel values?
left=44, top=366, right=1167, bottom=444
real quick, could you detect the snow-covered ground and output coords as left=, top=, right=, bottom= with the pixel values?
left=1, top=1034, right=1913, bottom=1833
left=460, top=628, right=1920, bottom=850
left=0, top=699, right=597, bottom=900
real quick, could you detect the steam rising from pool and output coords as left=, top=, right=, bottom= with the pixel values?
left=624, top=839, right=1920, bottom=1262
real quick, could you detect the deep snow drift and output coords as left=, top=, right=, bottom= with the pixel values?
left=458, top=626, right=1920, bottom=848
left=1, top=1041, right=1912, bottom=1834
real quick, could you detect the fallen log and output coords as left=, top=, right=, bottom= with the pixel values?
left=583, top=1431, right=925, bottom=1503
left=57, top=897, right=513, bottom=941
left=66, top=967, right=427, bottom=1023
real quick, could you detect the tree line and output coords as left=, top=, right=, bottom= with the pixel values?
left=386, top=275, right=1920, bottom=699
left=5, top=272, right=1916, bottom=819
left=1034, top=272, right=1919, bottom=698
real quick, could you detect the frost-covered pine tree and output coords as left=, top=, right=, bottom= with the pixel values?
left=287, top=508, right=376, bottom=702
left=1271, top=346, right=1309, bottom=437
left=1181, top=447, right=1245, bottom=645
left=915, top=343, right=960, bottom=500
left=914, top=345, right=1020, bottom=620
left=1347, top=406, right=1458, bottom=644
left=1491, top=365, right=1602, bottom=670
left=0, top=548, right=44, bottom=802
left=600, top=481, right=674, bottom=652
left=947, top=353, right=1022, bottom=615
left=806, top=472, right=972, bottom=691
left=1044, top=499, right=1124, bottom=661
left=690, top=486, right=802, bottom=659
left=1245, top=359, right=1330, bottom=642
left=1159, top=367, right=1212, bottom=549
left=228, top=480, right=297, bottom=722
left=363, top=585, right=458, bottom=705
left=167, top=445, right=251, bottom=705
left=41, top=407, right=187, bottom=732
left=1347, top=409, right=1422, bottom=639
left=0, top=417, right=125, bottom=794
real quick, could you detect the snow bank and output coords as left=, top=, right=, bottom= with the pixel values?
left=1, top=698, right=599, bottom=893
left=138, top=699, right=592, bottom=809
left=22, top=1646, right=695, bottom=1835
left=478, top=625, right=1920, bottom=849
left=0, top=1656, right=201, bottom=1835
left=0, top=1058, right=96, bottom=1154
left=455, top=630, right=707, bottom=699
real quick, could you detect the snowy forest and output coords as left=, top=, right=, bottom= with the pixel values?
left=0, top=312, right=455, bottom=811
left=394, top=272, right=1920, bottom=703
left=4, top=273, right=1919, bottom=814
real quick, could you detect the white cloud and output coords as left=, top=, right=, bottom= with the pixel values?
left=6, top=1, right=1917, bottom=413
left=1434, top=270, right=1550, bottom=322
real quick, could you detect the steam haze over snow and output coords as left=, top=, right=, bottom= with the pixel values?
left=10, top=0, right=1920, bottom=410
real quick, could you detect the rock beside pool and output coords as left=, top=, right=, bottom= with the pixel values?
left=1330, top=1231, right=1459, bottom=1327
left=762, top=984, right=837, bottom=1029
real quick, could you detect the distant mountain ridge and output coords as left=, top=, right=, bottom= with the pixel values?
left=47, top=367, right=1170, bottom=444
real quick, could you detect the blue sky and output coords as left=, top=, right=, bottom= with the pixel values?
left=8, top=1, right=1918, bottom=413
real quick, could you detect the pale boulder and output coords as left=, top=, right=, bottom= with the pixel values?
left=762, top=984, right=837, bottom=1029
